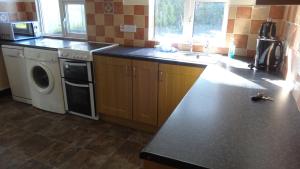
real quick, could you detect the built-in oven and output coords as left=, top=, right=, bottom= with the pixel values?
left=60, top=59, right=98, bottom=120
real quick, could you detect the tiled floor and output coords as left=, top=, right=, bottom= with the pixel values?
left=0, top=95, right=153, bottom=169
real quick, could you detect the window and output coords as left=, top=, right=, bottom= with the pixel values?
left=36, top=0, right=87, bottom=39
left=153, top=0, right=228, bottom=45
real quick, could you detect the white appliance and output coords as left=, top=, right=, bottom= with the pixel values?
left=24, top=47, right=65, bottom=114
left=2, top=45, right=31, bottom=104
left=59, top=42, right=118, bottom=120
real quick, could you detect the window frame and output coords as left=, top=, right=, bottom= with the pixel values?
left=35, top=0, right=87, bottom=40
left=151, top=0, right=229, bottom=46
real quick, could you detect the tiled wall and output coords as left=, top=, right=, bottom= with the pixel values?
left=86, top=0, right=155, bottom=47
left=0, top=1, right=37, bottom=21
left=226, top=5, right=286, bottom=57
left=85, top=1, right=286, bottom=56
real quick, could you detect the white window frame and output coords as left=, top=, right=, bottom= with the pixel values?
left=150, top=0, right=229, bottom=46
left=35, top=0, right=87, bottom=39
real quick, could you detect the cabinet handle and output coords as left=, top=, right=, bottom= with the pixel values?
left=159, top=71, right=164, bottom=81
left=133, top=66, right=137, bottom=78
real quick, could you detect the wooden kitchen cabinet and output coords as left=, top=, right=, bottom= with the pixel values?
left=132, top=60, right=158, bottom=126
left=158, top=64, right=204, bottom=126
left=94, top=56, right=133, bottom=120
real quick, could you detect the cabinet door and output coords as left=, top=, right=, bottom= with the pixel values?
left=0, top=50, right=9, bottom=91
left=158, top=64, right=203, bottom=126
left=94, top=56, right=132, bottom=120
left=133, top=60, right=158, bottom=126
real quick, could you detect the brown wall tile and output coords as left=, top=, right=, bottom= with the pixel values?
left=227, top=19, right=234, bottom=33
left=250, top=20, right=264, bottom=34
left=269, top=6, right=285, bottom=20
left=236, top=7, right=252, bottom=19
left=234, top=34, right=248, bottom=48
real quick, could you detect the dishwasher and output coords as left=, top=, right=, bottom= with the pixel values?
left=2, top=45, right=31, bottom=104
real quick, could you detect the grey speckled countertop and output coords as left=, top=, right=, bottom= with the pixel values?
left=93, top=46, right=221, bottom=67
left=140, top=59, right=300, bottom=169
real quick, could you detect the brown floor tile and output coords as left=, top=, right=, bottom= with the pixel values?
left=12, top=134, right=55, bottom=157
left=0, top=95, right=153, bottom=169
left=127, top=131, right=153, bottom=146
left=0, top=129, right=32, bottom=153
left=60, top=149, right=108, bottom=169
left=34, top=141, right=80, bottom=168
left=0, top=149, right=31, bottom=169
left=23, top=116, right=56, bottom=134
left=104, top=125, right=134, bottom=139
left=85, top=134, right=126, bottom=156
left=18, top=159, right=52, bottom=169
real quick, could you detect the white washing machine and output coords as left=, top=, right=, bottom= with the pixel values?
left=24, top=47, right=65, bottom=114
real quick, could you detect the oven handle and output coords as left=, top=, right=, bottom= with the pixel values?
left=65, top=62, right=87, bottom=67
left=65, top=81, right=90, bottom=88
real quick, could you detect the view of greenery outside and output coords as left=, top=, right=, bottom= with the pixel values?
left=39, top=0, right=62, bottom=35
left=193, top=2, right=225, bottom=38
left=154, top=0, right=225, bottom=40
left=154, top=0, right=185, bottom=38
left=67, top=4, right=86, bottom=34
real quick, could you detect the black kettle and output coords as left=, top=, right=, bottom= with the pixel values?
left=259, top=21, right=277, bottom=39
left=255, top=39, right=283, bottom=73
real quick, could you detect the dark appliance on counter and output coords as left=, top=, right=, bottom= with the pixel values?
left=0, top=21, right=41, bottom=41
left=249, top=20, right=284, bottom=73
left=259, top=21, right=277, bottom=39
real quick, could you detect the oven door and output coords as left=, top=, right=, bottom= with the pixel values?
left=61, top=59, right=92, bottom=82
left=63, top=79, right=95, bottom=118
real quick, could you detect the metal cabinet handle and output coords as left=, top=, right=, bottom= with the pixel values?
left=159, top=71, right=164, bottom=82
left=133, top=66, right=137, bottom=78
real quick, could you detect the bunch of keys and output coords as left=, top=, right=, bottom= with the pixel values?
left=251, top=93, right=274, bottom=102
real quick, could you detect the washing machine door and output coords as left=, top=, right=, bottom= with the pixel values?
left=30, top=63, right=54, bottom=94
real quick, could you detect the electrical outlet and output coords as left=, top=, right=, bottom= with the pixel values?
left=120, top=25, right=137, bottom=33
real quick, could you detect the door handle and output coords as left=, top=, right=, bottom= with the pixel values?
left=159, top=71, right=164, bottom=82
left=133, top=66, right=136, bottom=78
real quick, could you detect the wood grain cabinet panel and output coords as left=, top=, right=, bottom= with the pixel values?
left=158, top=64, right=204, bottom=126
left=94, top=56, right=133, bottom=120
left=132, top=60, right=159, bottom=126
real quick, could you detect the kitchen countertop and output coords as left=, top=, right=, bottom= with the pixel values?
left=93, top=46, right=221, bottom=67
left=140, top=59, right=300, bottom=169
left=0, top=37, right=115, bottom=52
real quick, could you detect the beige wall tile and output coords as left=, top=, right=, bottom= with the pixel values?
left=87, top=25, right=96, bottom=36
left=235, top=48, right=247, bottom=56
left=133, top=40, right=145, bottom=47
left=96, top=36, right=105, bottom=42
left=86, top=2, right=95, bottom=14
left=229, top=6, right=237, bottom=19
left=123, top=5, right=134, bottom=15
left=95, top=14, right=104, bottom=25
left=234, top=19, right=251, bottom=34
left=247, top=34, right=257, bottom=50
left=134, top=15, right=145, bottom=28
left=114, top=14, right=124, bottom=26
left=124, top=32, right=134, bottom=39
left=105, top=26, right=115, bottom=37
left=251, top=6, right=270, bottom=20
